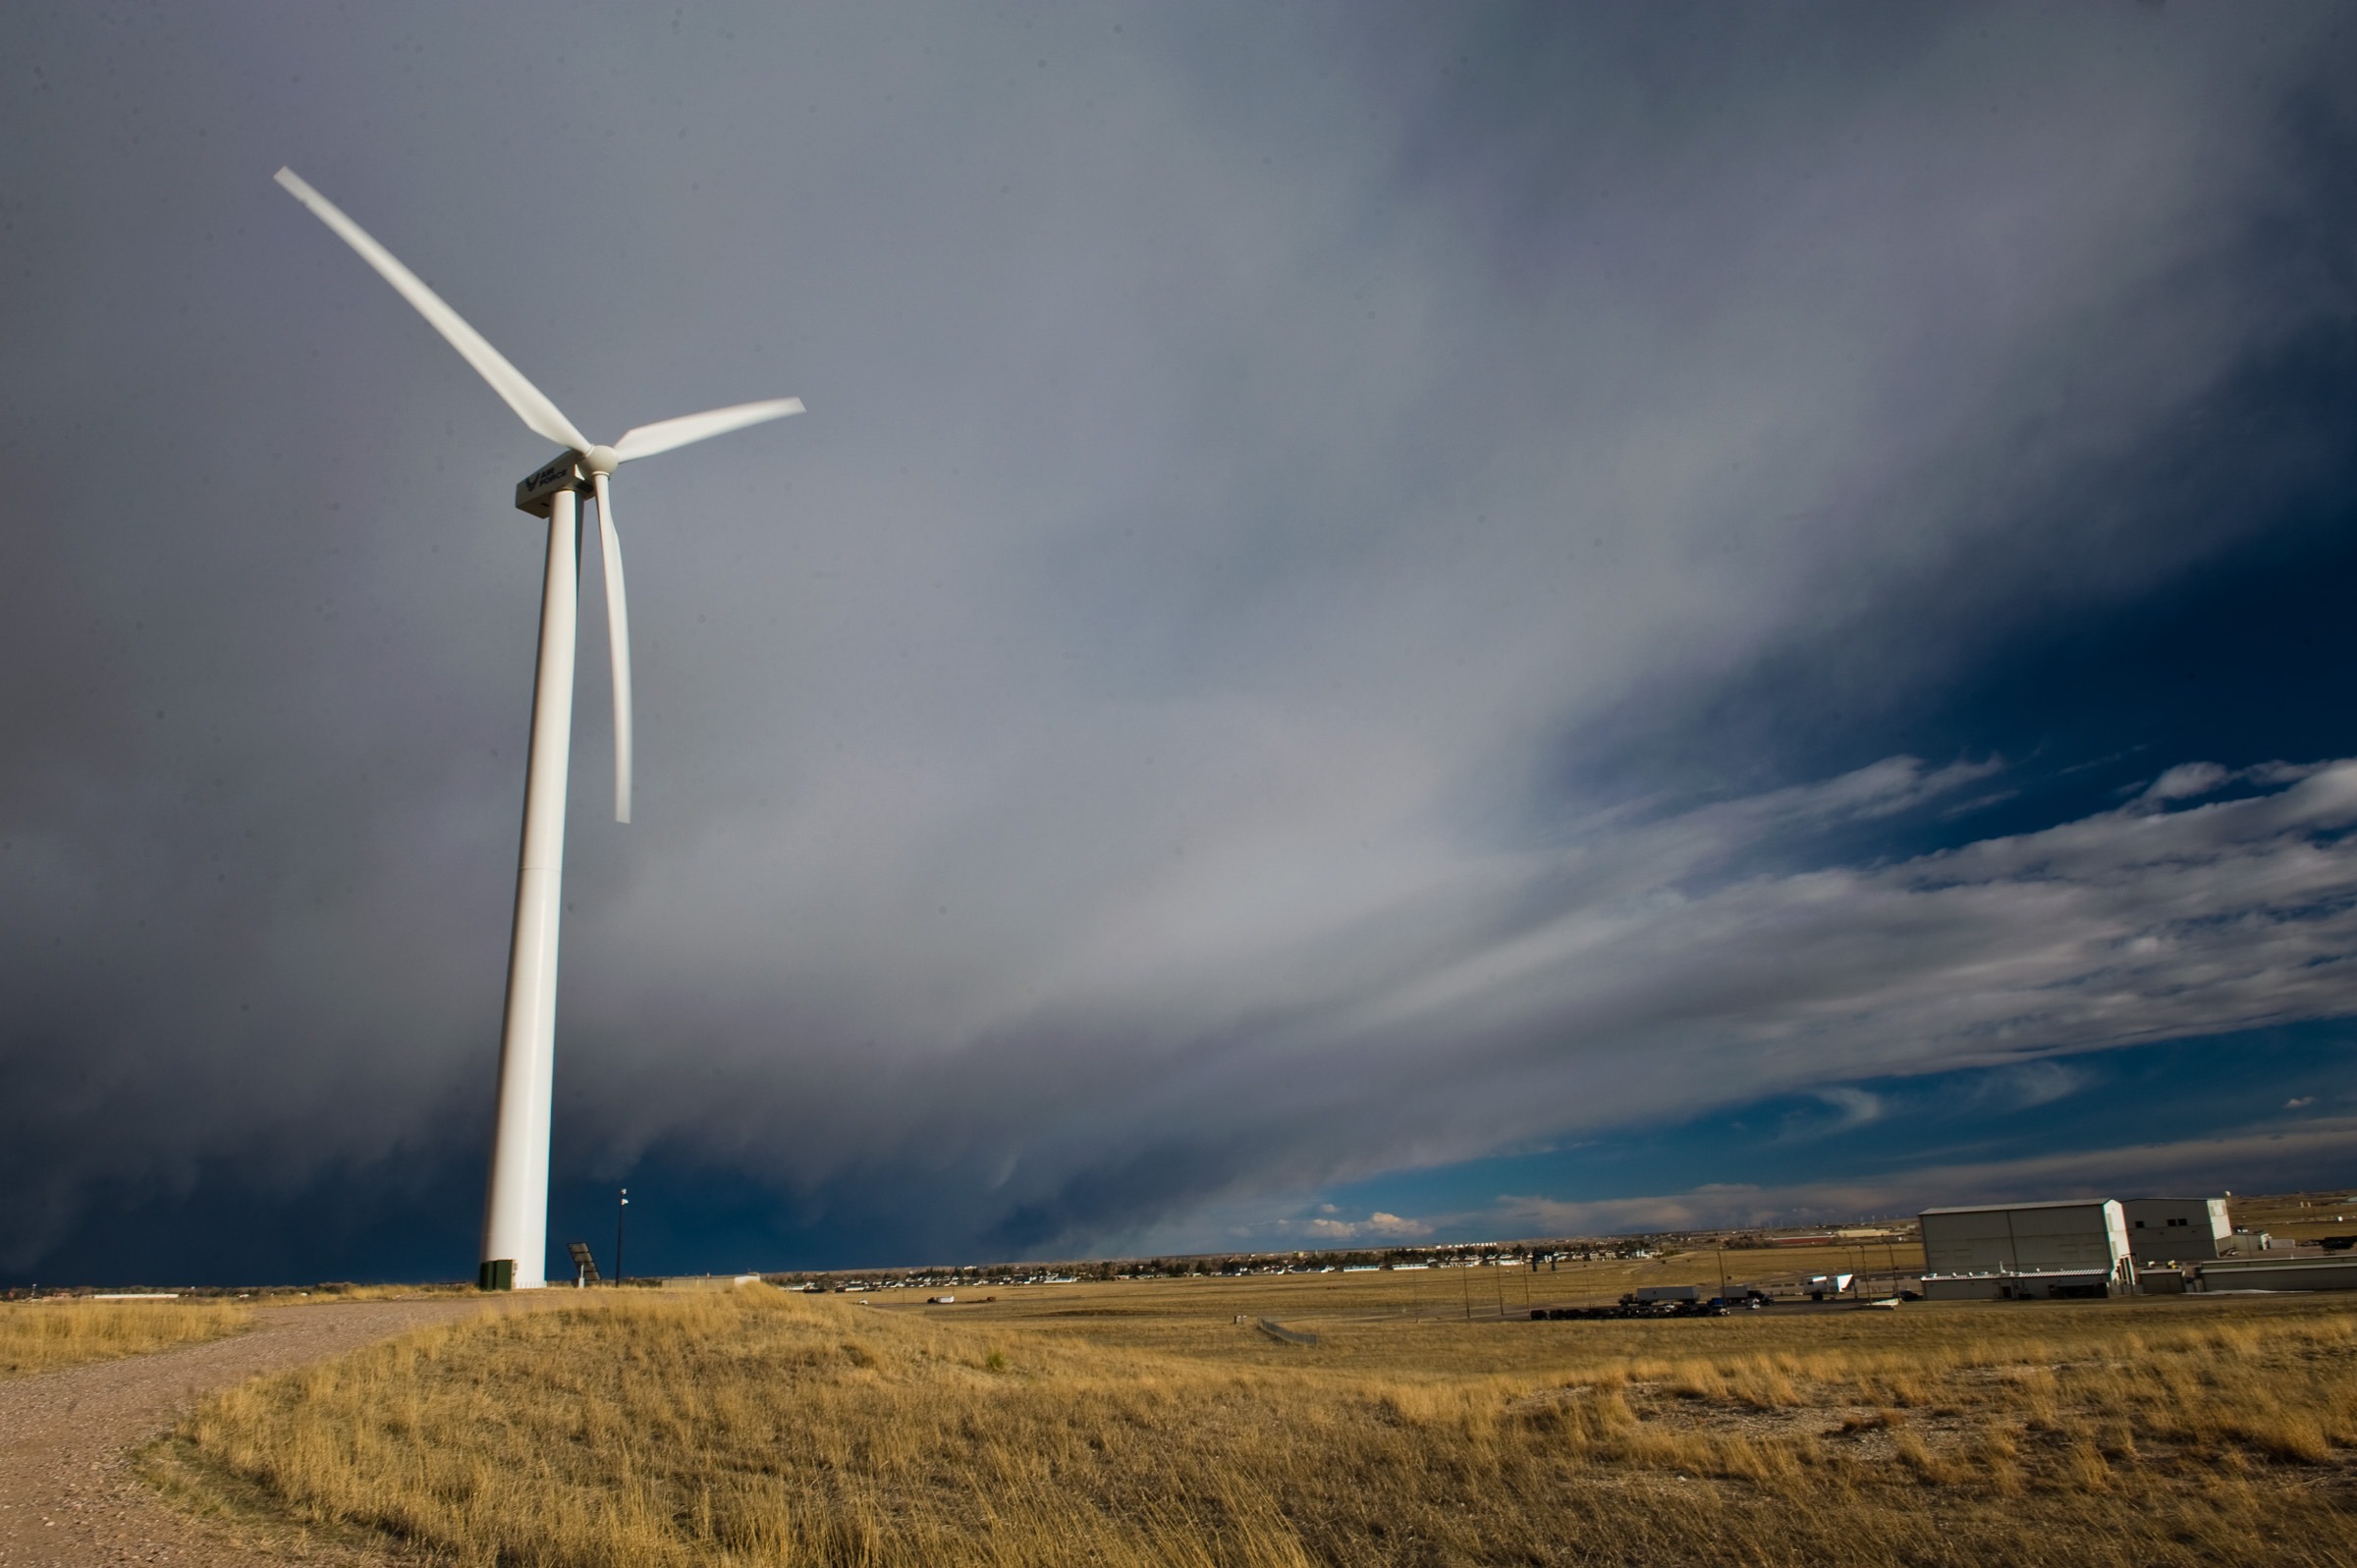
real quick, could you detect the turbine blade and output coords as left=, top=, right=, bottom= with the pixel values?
left=274, top=168, right=590, bottom=453
left=613, top=397, right=803, bottom=462
left=591, top=472, right=634, bottom=824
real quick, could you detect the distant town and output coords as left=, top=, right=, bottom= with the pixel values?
left=12, top=1190, right=2350, bottom=1304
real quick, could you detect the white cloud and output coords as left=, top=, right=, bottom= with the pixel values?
left=594, top=751, right=2357, bottom=1261
left=1970, top=1059, right=2089, bottom=1110
left=1263, top=757, right=2357, bottom=1159
left=1271, top=1209, right=1434, bottom=1243
left=2140, top=762, right=2233, bottom=802
left=1768, top=1086, right=1889, bottom=1142
left=2138, top=760, right=2326, bottom=804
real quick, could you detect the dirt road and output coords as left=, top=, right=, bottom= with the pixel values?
left=0, top=1298, right=503, bottom=1566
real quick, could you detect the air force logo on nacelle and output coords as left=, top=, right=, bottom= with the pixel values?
left=516, top=454, right=586, bottom=518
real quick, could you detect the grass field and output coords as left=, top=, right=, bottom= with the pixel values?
left=2227, top=1191, right=2357, bottom=1245
left=169, top=1270, right=2357, bottom=1567
left=0, top=1297, right=249, bottom=1377
left=252, top=1281, right=481, bottom=1303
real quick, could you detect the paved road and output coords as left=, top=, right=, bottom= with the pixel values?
left=0, top=1299, right=506, bottom=1566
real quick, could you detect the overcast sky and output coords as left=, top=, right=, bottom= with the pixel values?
left=6, top=2, right=2357, bottom=1284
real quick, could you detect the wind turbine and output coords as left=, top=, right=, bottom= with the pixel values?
left=274, top=168, right=802, bottom=1290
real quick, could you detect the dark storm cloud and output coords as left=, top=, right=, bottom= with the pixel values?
left=5, top=3, right=2357, bottom=1276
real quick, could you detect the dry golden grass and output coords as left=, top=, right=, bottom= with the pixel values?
left=169, top=1272, right=2357, bottom=1566
left=0, top=1297, right=249, bottom=1377
left=257, top=1282, right=481, bottom=1303
left=2229, top=1191, right=2357, bottom=1244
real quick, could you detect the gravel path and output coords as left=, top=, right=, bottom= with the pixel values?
left=0, top=1299, right=513, bottom=1566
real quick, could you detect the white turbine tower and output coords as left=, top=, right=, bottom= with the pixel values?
left=274, top=168, right=802, bottom=1290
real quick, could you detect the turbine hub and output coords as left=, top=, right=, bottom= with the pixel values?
left=582, top=444, right=621, bottom=476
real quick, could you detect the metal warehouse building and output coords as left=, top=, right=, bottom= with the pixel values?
left=1919, top=1199, right=2136, bottom=1299
left=2120, top=1197, right=2231, bottom=1264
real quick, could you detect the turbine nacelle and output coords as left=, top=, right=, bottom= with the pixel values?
left=516, top=452, right=586, bottom=518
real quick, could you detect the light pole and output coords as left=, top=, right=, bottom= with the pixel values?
left=615, top=1188, right=629, bottom=1286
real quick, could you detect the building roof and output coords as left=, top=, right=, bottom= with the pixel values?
left=1919, top=1199, right=2118, bottom=1216
left=1919, top=1268, right=2115, bottom=1278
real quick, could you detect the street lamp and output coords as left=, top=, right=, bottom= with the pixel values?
left=615, top=1188, right=630, bottom=1286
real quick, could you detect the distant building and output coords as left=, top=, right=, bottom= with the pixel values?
left=2196, top=1257, right=2357, bottom=1292
left=1917, top=1199, right=2135, bottom=1299
left=2119, top=1197, right=2230, bottom=1264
